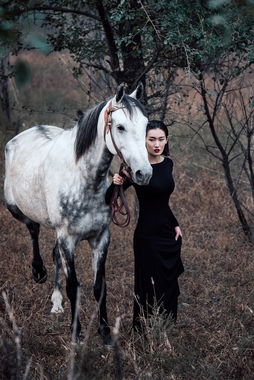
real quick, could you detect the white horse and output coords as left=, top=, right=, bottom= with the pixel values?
left=4, top=83, right=152, bottom=344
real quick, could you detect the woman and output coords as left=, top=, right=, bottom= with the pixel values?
left=105, top=120, right=184, bottom=330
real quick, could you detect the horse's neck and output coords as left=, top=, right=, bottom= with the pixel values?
left=76, top=131, right=113, bottom=183
left=73, top=100, right=114, bottom=182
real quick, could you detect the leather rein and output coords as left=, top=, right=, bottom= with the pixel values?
left=104, top=100, right=132, bottom=227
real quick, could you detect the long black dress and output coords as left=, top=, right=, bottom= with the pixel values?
left=106, top=157, right=184, bottom=329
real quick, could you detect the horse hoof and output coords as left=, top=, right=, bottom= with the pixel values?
left=103, top=334, right=113, bottom=348
left=98, top=326, right=112, bottom=347
left=50, top=312, right=64, bottom=322
left=32, top=265, right=47, bottom=283
left=51, top=305, right=64, bottom=314
left=51, top=289, right=64, bottom=313
left=70, top=321, right=82, bottom=341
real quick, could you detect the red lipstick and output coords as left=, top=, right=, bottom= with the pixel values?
left=154, top=149, right=160, bottom=153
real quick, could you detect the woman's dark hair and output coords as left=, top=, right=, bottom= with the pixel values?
left=146, top=120, right=170, bottom=156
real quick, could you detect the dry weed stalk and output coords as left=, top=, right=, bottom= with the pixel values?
left=67, top=286, right=81, bottom=380
left=112, top=316, right=124, bottom=380
left=23, top=358, right=32, bottom=380
left=75, top=297, right=99, bottom=378
left=2, top=290, right=22, bottom=379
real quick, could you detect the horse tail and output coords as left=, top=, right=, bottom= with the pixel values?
left=4, top=139, right=16, bottom=205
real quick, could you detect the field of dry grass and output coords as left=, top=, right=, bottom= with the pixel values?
left=0, top=149, right=253, bottom=379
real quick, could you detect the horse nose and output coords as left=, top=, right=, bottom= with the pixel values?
left=135, top=169, right=152, bottom=185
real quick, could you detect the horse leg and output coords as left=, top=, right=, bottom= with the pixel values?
left=88, top=228, right=111, bottom=345
left=57, top=235, right=81, bottom=337
left=27, top=221, right=47, bottom=283
left=51, top=242, right=64, bottom=313
left=6, top=204, right=47, bottom=283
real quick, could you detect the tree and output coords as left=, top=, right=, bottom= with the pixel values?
left=2, top=0, right=253, bottom=116
left=173, top=51, right=254, bottom=239
left=0, top=56, right=10, bottom=121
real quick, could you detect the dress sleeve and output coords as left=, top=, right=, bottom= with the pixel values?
left=105, top=179, right=132, bottom=204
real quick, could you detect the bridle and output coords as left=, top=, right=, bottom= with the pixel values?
left=104, top=100, right=132, bottom=227
left=104, top=100, right=126, bottom=163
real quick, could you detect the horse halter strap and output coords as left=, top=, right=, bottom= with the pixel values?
left=104, top=100, right=132, bottom=228
left=103, top=100, right=126, bottom=163
left=110, top=163, right=131, bottom=228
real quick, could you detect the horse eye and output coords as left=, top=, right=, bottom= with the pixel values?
left=117, top=125, right=125, bottom=132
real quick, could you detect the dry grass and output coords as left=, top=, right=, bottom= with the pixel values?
left=0, top=153, right=253, bottom=379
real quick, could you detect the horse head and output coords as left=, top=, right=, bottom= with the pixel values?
left=104, top=83, right=152, bottom=185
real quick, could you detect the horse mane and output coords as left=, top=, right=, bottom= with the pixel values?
left=75, top=95, right=147, bottom=161
left=121, top=94, right=147, bottom=118
left=75, top=101, right=107, bottom=161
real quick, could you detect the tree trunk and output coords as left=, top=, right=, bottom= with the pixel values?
left=0, top=57, right=11, bottom=122
left=200, top=75, right=252, bottom=240
left=118, top=0, right=147, bottom=98
left=222, top=158, right=252, bottom=239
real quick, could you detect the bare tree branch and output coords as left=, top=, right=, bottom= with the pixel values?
left=9, top=5, right=100, bottom=21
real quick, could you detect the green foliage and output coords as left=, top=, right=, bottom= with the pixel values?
left=208, top=0, right=231, bottom=9
left=150, top=0, right=253, bottom=72
left=1, top=0, right=254, bottom=86
left=0, top=1, right=52, bottom=57
left=23, top=33, right=52, bottom=54
left=13, top=59, right=31, bottom=88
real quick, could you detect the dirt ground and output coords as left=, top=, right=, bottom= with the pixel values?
left=0, top=155, right=254, bottom=379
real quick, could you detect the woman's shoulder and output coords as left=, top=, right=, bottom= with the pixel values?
left=164, top=156, right=174, bottom=167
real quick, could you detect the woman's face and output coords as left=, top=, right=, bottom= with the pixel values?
left=146, top=128, right=168, bottom=157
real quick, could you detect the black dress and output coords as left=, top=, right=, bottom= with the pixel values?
left=106, top=157, right=184, bottom=328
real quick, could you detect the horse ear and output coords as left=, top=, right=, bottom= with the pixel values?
left=129, top=82, right=144, bottom=100
left=115, top=83, right=125, bottom=103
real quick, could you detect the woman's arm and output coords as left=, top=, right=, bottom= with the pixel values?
left=105, top=174, right=132, bottom=204
left=169, top=158, right=183, bottom=240
left=168, top=207, right=182, bottom=239
left=105, top=182, right=115, bottom=205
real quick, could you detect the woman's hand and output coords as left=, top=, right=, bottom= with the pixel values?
left=112, top=173, right=124, bottom=185
left=175, top=226, right=182, bottom=240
